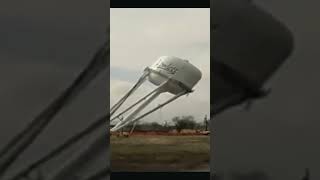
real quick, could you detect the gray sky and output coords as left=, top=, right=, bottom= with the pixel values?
left=110, top=8, right=210, bottom=124
left=213, top=1, right=320, bottom=180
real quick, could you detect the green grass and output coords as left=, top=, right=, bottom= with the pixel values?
left=111, top=135, right=210, bottom=171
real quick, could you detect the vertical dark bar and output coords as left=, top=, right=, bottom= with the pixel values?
left=107, top=2, right=111, bottom=180
left=210, top=1, right=214, bottom=178
left=0, top=0, right=110, bottom=179
left=211, top=0, right=294, bottom=179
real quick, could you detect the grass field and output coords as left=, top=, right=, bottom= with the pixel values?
left=111, top=135, right=210, bottom=171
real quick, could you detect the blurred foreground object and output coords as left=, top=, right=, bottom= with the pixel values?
left=212, top=0, right=294, bottom=116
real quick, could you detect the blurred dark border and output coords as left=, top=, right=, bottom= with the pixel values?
left=111, top=0, right=210, bottom=8
left=111, top=172, right=210, bottom=180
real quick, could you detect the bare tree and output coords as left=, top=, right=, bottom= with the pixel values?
left=172, top=116, right=197, bottom=133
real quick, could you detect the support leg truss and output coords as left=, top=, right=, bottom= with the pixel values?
left=110, top=77, right=188, bottom=132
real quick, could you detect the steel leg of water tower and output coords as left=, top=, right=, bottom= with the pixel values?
left=110, top=80, right=169, bottom=122
left=129, top=90, right=187, bottom=124
left=111, top=90, right=188, bottom=132
left=111, top=89, right=163, bottom=132
left=129, top=121, right=138, bottom=136
left=110, top=71, right=149, bottom=117
left=110, top=74, right=146, bottom=116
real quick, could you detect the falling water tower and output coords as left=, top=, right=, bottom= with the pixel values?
left=110, top=56, right=202, bottom=132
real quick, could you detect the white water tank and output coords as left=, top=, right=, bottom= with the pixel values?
left=148, top=56, right=202, bottom=94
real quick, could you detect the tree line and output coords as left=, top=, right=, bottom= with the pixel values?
left=121, top=115, right=209, bottom=132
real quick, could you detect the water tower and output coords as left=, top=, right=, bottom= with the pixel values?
left=110, top=56, right=202, bottom=132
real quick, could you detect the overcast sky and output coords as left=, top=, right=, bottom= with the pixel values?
left=110, top=8, right=210, bottom=124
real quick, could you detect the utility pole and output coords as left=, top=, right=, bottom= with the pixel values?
left=159, top=103, right=162, bottom=123
left=204, top=115, right=208, bottom=131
